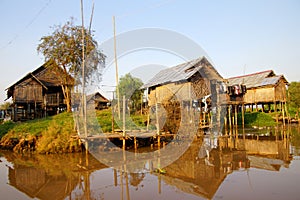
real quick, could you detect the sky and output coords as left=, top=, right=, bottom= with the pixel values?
left=0, top=0, right=299, bottom=103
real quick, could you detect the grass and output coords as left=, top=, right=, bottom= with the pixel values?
left=238, top=112, right=276, bottom=127
left=0, top=108, right=149, bottom=153
left=95, top=108, right=148, bottom=132
left=0, top=121, right=16, bottom=138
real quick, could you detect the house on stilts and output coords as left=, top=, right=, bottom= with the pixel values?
left=227, top=70, right=288, bottom=113
left=142, top=56, right=227, bottom=134
left=5, top=61, right=74, bottom=121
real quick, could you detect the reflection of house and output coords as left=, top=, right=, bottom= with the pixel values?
left=159, top=135, right=291, bottom=199
left=160, top=138, right=249, bottom=199
left=8, top=165, right=78, bottom=200
left=221, top=134, right=291, bottom=170
left=228, top=70, right=288, bottom=112
left=5, top=61, right=74, bottom=121
left=5, top=152, right=108, bottom=200
left=87, top=92, right=109, bottom=110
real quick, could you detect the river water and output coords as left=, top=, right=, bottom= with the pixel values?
left=1, top=125, right=300, bottom=200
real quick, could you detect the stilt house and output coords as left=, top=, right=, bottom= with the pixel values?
left=5, top=62, right=74, bottom=121
left=228, top=70, right=288, bottom=112
left=142, top=56, right=226, bottom=132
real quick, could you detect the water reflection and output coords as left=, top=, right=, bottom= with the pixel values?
left=0, top=126, right=299, bottom=200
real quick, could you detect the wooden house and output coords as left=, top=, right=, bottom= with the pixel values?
left=143, top=56, right=225, bottom=105
left=142, top=56, right=226, bottom=132
left=228, top=70, right=288, bottom=112
left=86, top=92, right=109, bottom=110
left=5, top=62, right=74, bottom=121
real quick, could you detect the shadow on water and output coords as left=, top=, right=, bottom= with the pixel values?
left=0, top=125, right=299, bottom=200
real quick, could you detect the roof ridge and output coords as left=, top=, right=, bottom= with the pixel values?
left=228, top=70, right=273, bottom=79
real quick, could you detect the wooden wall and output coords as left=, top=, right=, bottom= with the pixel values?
left=14, top=79, right=43, bottom=103
left=244, top=87, right=275, bottom=104
left=275, top=79, right=287, bottom=102
left=243, top=77, right=287, bottom=104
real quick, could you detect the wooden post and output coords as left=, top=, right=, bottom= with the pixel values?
left=242, top=103, right=245, bottom=128
left=146, top=110, right=150, bottom=131
left=228, top=105, right=232, bottom=131
left=224, top=116, right=228, bottom=135
left=112, top=104, right=115, bottom=133
left=282, top=102, right=286, bottom=127
left=123, top=95, right=126, bottom=150
left=156, top=102, right=160, bottom=147
left=113, top=16, right=121, bottom=120
left=235, top=105, right=238, bottom=127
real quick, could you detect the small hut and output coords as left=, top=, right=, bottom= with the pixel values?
left=142, top=56, right=226, bottom=132
left=5, top=61, right=74, bottom=121
left=86, top=92, right=109, bottom=110
left=228, top=70, right=288, bottom=112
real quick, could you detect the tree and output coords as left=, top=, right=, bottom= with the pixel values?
left=288, top=81, right=300, bottom=111
left=37, top=19, right=105, bottom=112
left=117, top=73, right=144, bottom=112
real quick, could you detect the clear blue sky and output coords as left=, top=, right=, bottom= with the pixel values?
left=0, top=0, right=299, bottom=103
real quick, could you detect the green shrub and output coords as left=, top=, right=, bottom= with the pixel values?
left=238, top=112, right=276, bottom=127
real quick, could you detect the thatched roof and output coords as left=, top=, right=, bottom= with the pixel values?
left=228, top=70, right=288, bottom=89
left=142, top=56, right=223, bottom=89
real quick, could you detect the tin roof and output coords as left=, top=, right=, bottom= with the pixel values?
left=142, top=56, right=222, bottom=88
left=228, top=70, right=288, bottom=88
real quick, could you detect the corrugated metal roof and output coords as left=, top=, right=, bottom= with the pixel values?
left=142, top=56, right=222, bottom=88
left=228, top=70, right=288, bottom=88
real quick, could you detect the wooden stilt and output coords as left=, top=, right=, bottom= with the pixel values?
left=228, top=106, right=232, bottom=131
left=235, top=105, right=238, bottom=127
left=242, top=103, right=245, bottom=128
left=282, top=102, right=286, bottom=127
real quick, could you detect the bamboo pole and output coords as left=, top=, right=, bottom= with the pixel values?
left=123, top=95, right=126, bottom=150
left=242, top=103, right=245, bottom=128
left=80, top=0, right=88, bottom=139
left=282, top=102, right=286, bottom=127
left=228, top=105, right=232, bottom=131
left=235, top=105, right=238, bottom=127
left=113, top=16, right=121, bottom=119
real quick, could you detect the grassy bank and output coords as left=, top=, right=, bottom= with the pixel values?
left=238, top=112, right=276, bottom=127
left=0, top=108, right=148, bottom=153
left=0, top=112, right=80, bottom=153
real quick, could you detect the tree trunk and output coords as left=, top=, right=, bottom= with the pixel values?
left=61, top=85, right=72, bottom=112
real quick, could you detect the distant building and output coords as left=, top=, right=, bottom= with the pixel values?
left=228, top=70, right=288, bottom=112
left=5, top=61, right=74, bottom=121
left=86, top=92, right=109, bottom=110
